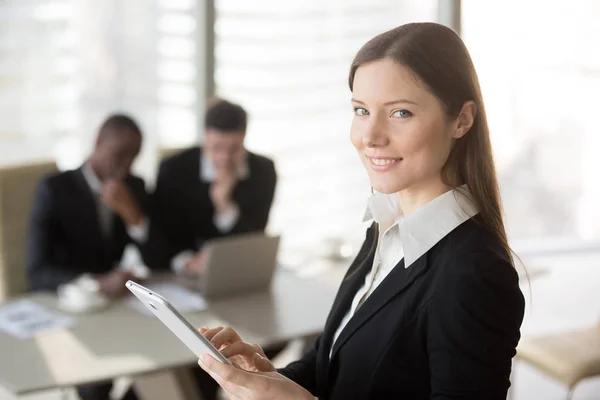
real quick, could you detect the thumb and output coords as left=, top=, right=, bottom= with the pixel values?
left=253, top=353, right=275, bottom=372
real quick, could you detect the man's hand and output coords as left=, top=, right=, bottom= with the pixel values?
left=209, top=168, right=237, bottom=214
left=102, top=179, right=144, bottom=226
left=184, top=250, right=209, bottom=276
left=96, top=270, right=135, bottom=299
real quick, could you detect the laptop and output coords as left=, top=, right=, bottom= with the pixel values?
left=184, top=233, right=280, bottom=298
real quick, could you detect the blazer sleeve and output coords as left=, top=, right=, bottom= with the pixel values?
left=428, top=251, right=525, bottom=400
left=26, top=180, right=80, bottom=291
left=230, top=159, right=277, bottom=234
left=278, top=335, right=321, bottom=395
left=152, top=161, right=197, bottom=261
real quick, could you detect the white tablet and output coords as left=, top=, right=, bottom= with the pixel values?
left=126, top=280, right=231, bottom=365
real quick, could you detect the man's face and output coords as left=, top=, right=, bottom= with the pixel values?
left=94, top=129, right=141, bottom=179
left=203, top=128, right=246, bottom=171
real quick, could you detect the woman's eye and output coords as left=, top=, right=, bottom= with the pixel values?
left=392, top=109, right=413, bottom=118
left=353, top=107, right=369, bottom=116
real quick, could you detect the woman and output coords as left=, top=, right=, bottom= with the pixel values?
left=197, top=22, right=525, bottom=399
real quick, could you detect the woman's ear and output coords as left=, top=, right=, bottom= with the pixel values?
left=452, top=101, right=477, bottom=139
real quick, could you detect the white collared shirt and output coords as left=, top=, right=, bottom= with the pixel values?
left=330, top=185, right=478, bottom=356
left=200, top=154, right=249, bottom=233
left=81, top=163, right=149, bottom=243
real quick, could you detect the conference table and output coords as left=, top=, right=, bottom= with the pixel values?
left=0, top=270, right=337, bottom=399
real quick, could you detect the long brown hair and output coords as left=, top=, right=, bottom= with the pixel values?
left=349, top=22, right=512, bottom=262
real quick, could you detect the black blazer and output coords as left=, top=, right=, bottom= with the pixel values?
left=280, top=218, right=525, bottom=399
left=27, top=168, right=165, bottom=291
left=153, top=147, right=277, bottom=260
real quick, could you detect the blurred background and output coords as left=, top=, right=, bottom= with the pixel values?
left=1, top=0, right=600, bottom=399
left=3, top=0, right=600, bottom=260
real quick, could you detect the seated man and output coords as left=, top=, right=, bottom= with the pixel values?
left=153, top=99, right=279, bottom=400
left=154, top=98, right=277, bottom=275
left=27, top=114, right=163, bottom=400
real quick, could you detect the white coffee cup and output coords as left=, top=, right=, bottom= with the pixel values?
left=57, top=277, right=108, bottom=314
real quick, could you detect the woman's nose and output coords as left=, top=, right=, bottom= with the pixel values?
left=362, top=118, right=389, bottom=148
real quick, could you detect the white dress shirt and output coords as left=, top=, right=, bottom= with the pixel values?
left=76, top=164, right=151, bottom=288
left=170, top=154, right=250, bottom=273
left=200, top=154, right=249, bottom=232
left=330, top=185, right=478, bottom=356
left=81, top=163, right=149, bottom=242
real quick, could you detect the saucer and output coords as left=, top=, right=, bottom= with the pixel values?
left=57, top=295, right=109, bottom=314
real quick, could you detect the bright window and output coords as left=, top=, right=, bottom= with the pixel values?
left=0, top=0, right=200, bottom=179
left=215, top=0, right=438, bottom=264
left=462, top=0, right=600, bottom=248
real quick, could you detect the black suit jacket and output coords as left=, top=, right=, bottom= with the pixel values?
left=280, top=218, right=525, bottom=399
left=153, top=147, right=277, bottom=260
left=27, top=168, right=164, bottom=291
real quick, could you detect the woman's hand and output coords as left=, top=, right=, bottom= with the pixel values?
left=198, top=354, right=314, bottom=400
left=200, top=326, right=273, bottom=373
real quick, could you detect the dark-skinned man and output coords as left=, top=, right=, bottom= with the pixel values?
left=26, top=114, right=165, bottom=400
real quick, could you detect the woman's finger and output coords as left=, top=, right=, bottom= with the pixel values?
left=210, top=326, right=242, bottom=348
left=199, top=354, right=268, bottom=394
left=201, top=326, right=224, bottom=341
left=220, top=340, right=260, bottom=360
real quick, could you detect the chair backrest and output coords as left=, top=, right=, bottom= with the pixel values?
left=0, top=161, right=59, bottom=300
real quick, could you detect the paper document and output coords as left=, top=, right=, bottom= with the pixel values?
left=0, top=299, right=75, bottom=339
left=126, top=283, right=207, bottom=316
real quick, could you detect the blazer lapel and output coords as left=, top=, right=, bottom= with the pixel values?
left=316, top=227, right=376, bottom=390
left=322, top=244, right=376, bottom=344
left=108, top=178, right=140, bottom=257
left=73, top=168, right=110, bottom=257
left=328, top=251, right=430, bottom=363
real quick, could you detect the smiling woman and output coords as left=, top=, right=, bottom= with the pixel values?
left=350, top=59, right=473, bottom=203
left=198, top=22, right=525, bottom=400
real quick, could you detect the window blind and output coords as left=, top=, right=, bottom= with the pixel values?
left=0, top=0, right=199, bottom=178
left=215, top=0, right=438, bottom=265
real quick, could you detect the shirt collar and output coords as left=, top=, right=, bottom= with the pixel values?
left=363, top=185, right=478, bottom=268
left=82, top=162, right=103, bottom=195
left=200, top=153, right=250, bottom=183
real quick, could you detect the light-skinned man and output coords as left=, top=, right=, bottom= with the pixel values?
left=153, top=99, right=279, bottom=400
left=154, top=99, right=277, bottom=276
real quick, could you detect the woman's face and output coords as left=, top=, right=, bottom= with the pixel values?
left=350, top=59, right=460, bottom=196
